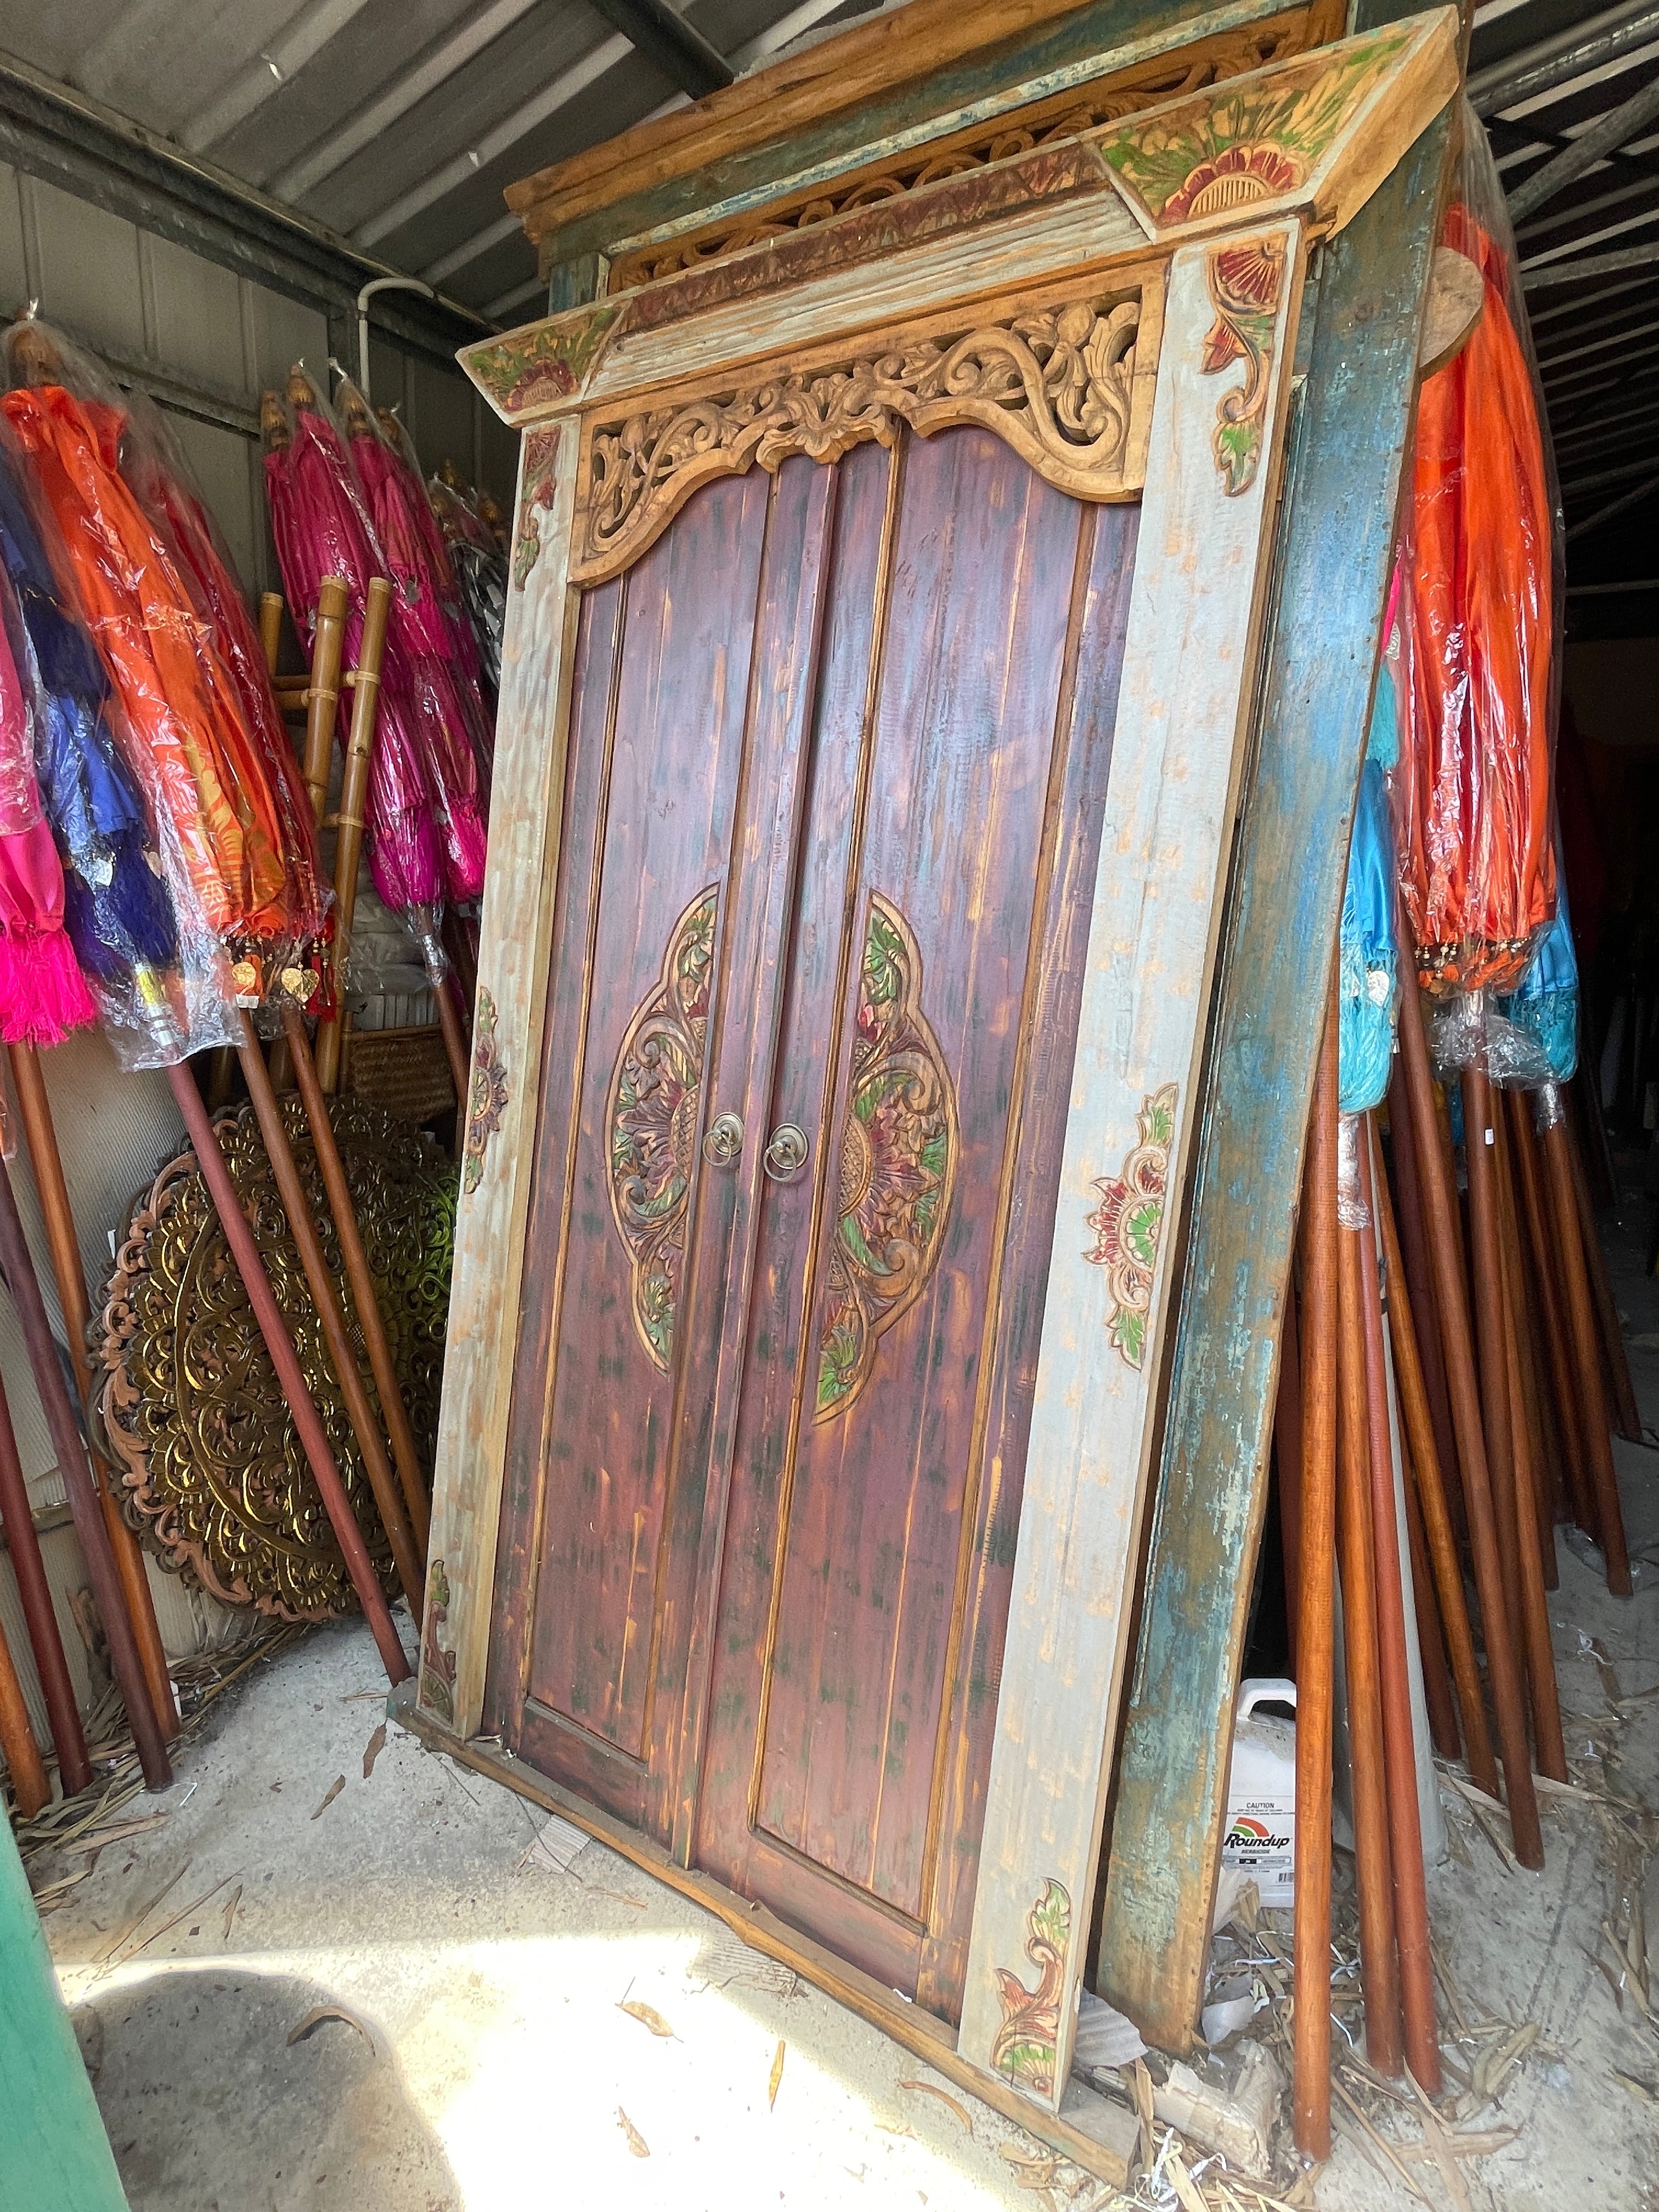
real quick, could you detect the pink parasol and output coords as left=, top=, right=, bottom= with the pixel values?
left=261, top=369, right=445, bottom=941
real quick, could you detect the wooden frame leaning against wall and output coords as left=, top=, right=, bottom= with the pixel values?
left=411, top=0, right=1458, bottom=2170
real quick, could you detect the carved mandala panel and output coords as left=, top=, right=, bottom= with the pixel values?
left=95, top=1098, right=457, bottom=1622
left=607, top=887, right=718, bottom=1371
left=816, top=896, right=956, bottom=1423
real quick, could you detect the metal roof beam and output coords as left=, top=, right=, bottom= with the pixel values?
left=1566, top=465, right=1659, bottom=537
left=1524, top=234, right=1659, bottom=283
left=584, top=0, right=733, bottom=98
left=354, top=30, right=632, bottom=248
left=182, top=0, right=373, bottom=154
left=1470, top=0, right=1659, bottom=118
left=270, top=0, right=543, bottom=201
left=1509, top=69, right=1659, bottom=220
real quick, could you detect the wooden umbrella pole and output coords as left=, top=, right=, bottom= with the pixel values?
left=0, top=1369, right=87, bottom=1794
left=0, top=1158, right=171, bottom=1790
left=1460, top=1065, right=1533, bottom=1721
left=1493, top=1108, right=1560, bottom=1590
left=435, top=971, right=472, bottom=1113
left=165, top=1063, right=410, bottom=1686
left=1336, top=1147, right=1404, bottom=2078
left=1374, top=1155, right=1499, bottom=1798
left=1293, top=1005, right=1339, bottom=2160
left=315, top=577, right=390, bottom=1096
left=5, top=1045, right=178, bottom=1742
left=1400, top=1430, right=1460, bottom=1759
left=1355, top=1122, right=1439, bottom=2093
left=0, top=1600, right=48, bottom=1817
left=282, top=1006, right=430, bottom=1548
left=1385, top=1060, right=1464, bottom=1539
left=1538, top=1083, right=1632, bottom=1595
left=1397, top=983, right=1542, bottom=1866
left=234, top=1017, right=425, bottom=1611
left=1496, top=1213, right=1568, bottom=1782
left=1506, top=1086, right=1598, bottom=1538
left=1567, top=1106, right=1643, bottom=1443
left=1275, top=1272, right=1305, bottom=1669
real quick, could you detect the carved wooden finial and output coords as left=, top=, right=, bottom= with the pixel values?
left=8, top=319, right=62, bottom=388
left=259, top=390, right=291, bottom=450
left=286, top=362, right=321, bottom=410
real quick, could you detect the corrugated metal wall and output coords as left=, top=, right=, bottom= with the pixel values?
left=0, top=160, right=517, bottom=600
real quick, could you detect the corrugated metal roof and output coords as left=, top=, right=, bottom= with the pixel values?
left=2, top=0, right=1655, bottom=601
left=0, top=0, right=870, bottom=324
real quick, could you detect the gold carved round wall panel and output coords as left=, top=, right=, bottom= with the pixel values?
left=96, top=1097, right=456, bottom=1622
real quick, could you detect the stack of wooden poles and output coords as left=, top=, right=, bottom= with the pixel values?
left=0, top=570, right=448, bottom=1822
left=1288, top=974, right=1635, bottom=2158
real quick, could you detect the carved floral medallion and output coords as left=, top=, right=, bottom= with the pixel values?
left=816, top=897, right=956, bottom=1423
left=462, top=985, right=510, bottom=1195
left=990, top=1876, right=1073, bottom=2095
left=1085, top=1081, right=1178, bottom=1370
left=97, top=1099, right=457, bottom=1622
left=607, top=888, right=718, bottom=1370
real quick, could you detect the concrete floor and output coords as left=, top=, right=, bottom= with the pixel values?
left=36, top=1161, right=1659, bottom=2211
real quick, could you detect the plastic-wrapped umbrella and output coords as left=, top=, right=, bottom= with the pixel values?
left=427, top=465, right=506, bottom=699
left=1393, top=191, right=1555, bottom=1000
left=0, top=544, right=97, bottom=1045
left=1497, top=865, right=1577, bottom=1082
left=373, top=403, right=492, bottom=778
left=0, top=425, right=201, bottom=1064
left=1339, top=603, right=1403, bottom=1119
left=261, top=369, right=448, bottom=973
left=122, top=396, right=328, bottom=968
left=338, top=377, right=489, bottom=862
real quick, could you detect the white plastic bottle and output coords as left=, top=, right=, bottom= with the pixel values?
left=1221, top=1679, right=1297, bottom=1908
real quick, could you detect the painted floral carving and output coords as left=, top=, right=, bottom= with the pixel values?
left=1085, top=1081, right=1178, bottom=1370
left=990, top=1877, right=1073, bottom=2095
left=1201, top=233, right=1286, bottom=496
left=462, top=305, right=621, bottom=420
left=1097, top=25, right=1409, bottom=227
left=816, top=898, right=956, bottom=1422
left=462, top=987, right=509, bottom=1197
left=511, top=426, right=562, bottom=590
left=608, top=889, right=718, bottom=1370
left=577, top=294, right=1141, bottom=583
left=420, top=1555, right=456, bottom=1725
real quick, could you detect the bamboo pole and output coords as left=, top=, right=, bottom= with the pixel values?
left=1567, top=1108, right=1643, bottom=1442
left=1385, top=1059, right=1464, bottom=1540
left=165, top=1064, right=410, bottom=1686
left=1356, top=1122, right=1439, bottom=2093
left=315, top=578, right=390, bottom=1096
left=297, top=579, right=348, bottom=824
left=1374, top=1157, right=1500, bottom=1799
left=258, top=591, right=284, bottom=677
left=1276, top=1274, right=1304, bottom=1669
left=1506, top=1086, right=1598, bottom=1537
left=233, top=1017, right=424, bottom=1610
left=5, top=1045, right=179, bottom=1742
left=1337, top=1136, right=1404, bottom=2078
left=0, top=1600, right=48, bottom=1817
left=1397, top=984, right=1542, bottom=1866
left=1538, top=1084, right=1632, bottom=1594
left=0, top=1158, right=171, bottom=1791
left=1293, top=1008, right=1339, bottom=2162
left=0, top=1368, right=86, bottom=1796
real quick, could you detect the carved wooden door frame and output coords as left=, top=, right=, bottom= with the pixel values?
left=423, top=5, right=1457, bottom=2122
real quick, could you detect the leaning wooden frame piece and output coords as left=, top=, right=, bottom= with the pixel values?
left=416, top=0, right=1458, bottom=2159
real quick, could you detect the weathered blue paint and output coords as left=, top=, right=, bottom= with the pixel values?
left=1093, top=107, right=1451, bottom=2049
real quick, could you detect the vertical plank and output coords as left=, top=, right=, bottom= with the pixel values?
left=1094, top=116, right=1449, bottom=2051
left=420, top=424, right=582, bottom=1737
left=959, top=225, right=1304, bottom=2109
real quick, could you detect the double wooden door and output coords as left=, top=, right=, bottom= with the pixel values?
left=490, top=423, right=1137, bottom=2021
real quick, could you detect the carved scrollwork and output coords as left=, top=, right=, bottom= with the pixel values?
left=577, top=295, right=1141, bottom=583
left=96, top=1098, right=457, bottom=1622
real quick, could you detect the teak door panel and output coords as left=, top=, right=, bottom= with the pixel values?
left=495, top=423, right=1139, bottom=2015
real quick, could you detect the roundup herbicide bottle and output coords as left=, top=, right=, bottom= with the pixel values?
left=1221, top=1680, right=1297, bottom=1908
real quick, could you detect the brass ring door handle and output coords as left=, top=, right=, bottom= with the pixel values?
left=763, top=1124, right=810, bottom=1182
left=702, top=1112, right=743, bottom=1166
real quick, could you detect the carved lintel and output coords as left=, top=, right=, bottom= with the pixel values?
left=573, top=283, right=1150, bottom=585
